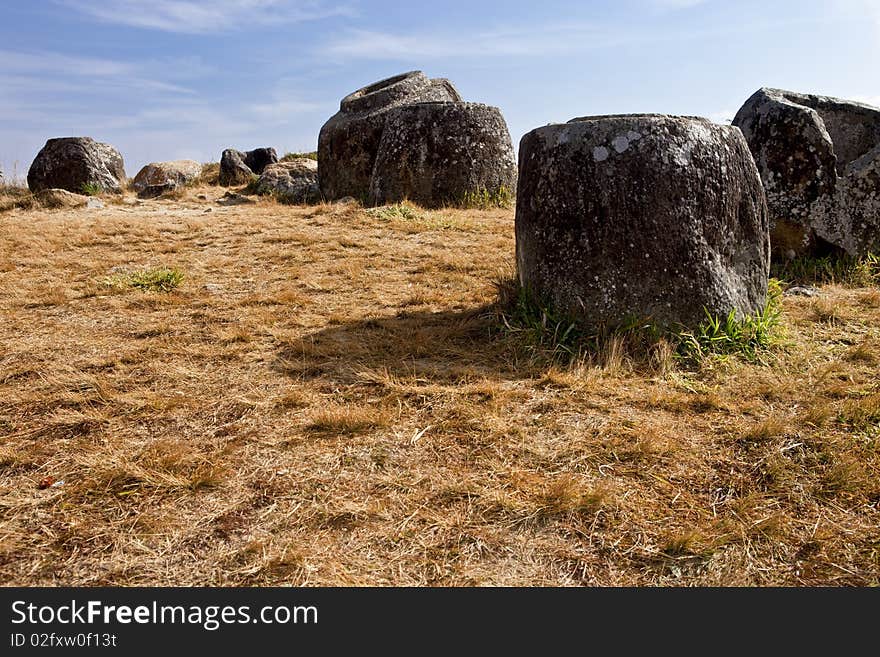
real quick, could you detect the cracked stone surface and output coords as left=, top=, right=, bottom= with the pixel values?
left=733, top=88, right=880, bottom=259
left=370, top=101, right=516, bottom=208
left=317, top=71, right=462, bottom=201
left=515, top=114, right=770, bottom=330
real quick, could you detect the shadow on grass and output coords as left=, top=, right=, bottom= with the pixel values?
left=273, top=305, right=531, bottom=384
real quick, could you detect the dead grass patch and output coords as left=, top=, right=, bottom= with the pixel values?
left=304, top=404, right=391, bottom=436
left=1, top=198, right=878, bottom=586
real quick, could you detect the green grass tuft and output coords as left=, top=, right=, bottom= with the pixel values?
left=80, top=182, right=103, bottom=196
left=456, top=186, right=514, bottom=210
left=281, top=151, right=318, bottom=162
left=103, top=267, right=185, bottom=293
left=677, top=281, right=783, bottom=365
left=772, top=252, right=879, bottom=288
left=496, top=277, right=783, bottom=365
left=495, top=279, right=583, bottom=358
left=367, top=202, right=425, bottom=221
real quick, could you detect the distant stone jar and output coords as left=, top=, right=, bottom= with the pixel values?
left=370, top=102, right=516, bottom=208
left=515, top=114, right=770, bottom=330
left=317, top=71, right=462, bottom=201
left=28, top=137, right=126, bottom=194
left=132, top=160, right=202, bottom=198
left=733, top=88, right=880, bottom=259
left=219, top=147, right=278, bottom=186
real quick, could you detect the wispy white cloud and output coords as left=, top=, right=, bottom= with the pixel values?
left=59, top=0, right=354, bottom=34
left=0, top=50, right=206, bottom=95
left=648, top=0, right=708, bottom=10
left=322, top=23, right=630, bottom=60
left=320, top=16, right=810, bottom=61
left=0, top=50, right=133, bottom=77
left=249, top=99, right=329, bottom=122
left=0, top=46, right=330, bottom=176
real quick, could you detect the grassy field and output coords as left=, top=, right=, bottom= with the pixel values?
left=0, top=186, right=878, bottom=586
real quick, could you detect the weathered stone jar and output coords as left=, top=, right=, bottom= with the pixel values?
left=515, top=114, right=770, bottom=330
left=28, top=137, right=126, bottom=194
left=318, top=71, right=462, bottom=201
left=733, top=88, right=880, bottom=259
left=370, top=101, right=516, bottom=208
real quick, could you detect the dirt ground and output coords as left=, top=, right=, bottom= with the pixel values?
left=0, top=188, right=878, bottom=586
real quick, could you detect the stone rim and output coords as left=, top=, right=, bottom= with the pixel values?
left=567, top=113, right=717, bottom=125
left=340, top=71, right=426, bottom=114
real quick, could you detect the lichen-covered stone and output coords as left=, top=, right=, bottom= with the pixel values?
left=27, top=137, right=126, bottom=194
left=132, top=159, right=202, bottom=198
left=256, top=158, right=319, bottom=203
left=318, top=71, right=462, bottom=201
left=515, top=114, right=770, bottom=330
left=733, top=88, right=880, bottom=258
left=369, top=102, right=516, bottom=208
left=219, top=147, right=278, bottom=186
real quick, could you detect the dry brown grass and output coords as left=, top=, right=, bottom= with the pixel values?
left=0, top=183, right=36, bottom=212
left=1, top=187, right=878, bottom=586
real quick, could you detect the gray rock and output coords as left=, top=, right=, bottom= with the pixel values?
left=243, top=148, right=278, bottom=175
left=370, top=102, right=517, bottom=208
left=86, top=198, right=104, bottom=210
left=219, top=149, right=253, bottom=187
left=132, top=160, right=202, bottom=198
left=255, top=158, right=320, bottom=204
left=27, top=137, right=126, bottom=194
left=733, top=88, right=880, bottom=259
left=219, top=147, right=278, bottom=186
left=35, top=188, right=89, bottom=209
left=515, top=114, right=770, bottom=330
left=783, top=285, right=821, bottom=297
left=318, top=71, right=462, bottom=201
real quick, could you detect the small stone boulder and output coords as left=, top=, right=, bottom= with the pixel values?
left=35, top=188, right=89, bottom=209
left=318, top=71, right=462, bottom=201
left=515, top=114, right=770, bottom=330
left=132, top=159, right=202, bottom=198
left=243, top=148, right=278, bottom=175
left=370, top=102, right=516, bottom=208
left=28, top=137, right=126, bottom=194
left=219, top=149, right=252, bottom=186
left=255, top=158, right=319, bottom=203
left=733, top=88, right=880, bottom=258
left=219, top=147, right=278, bottom=186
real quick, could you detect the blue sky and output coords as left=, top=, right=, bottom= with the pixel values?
left=2, top=0, right=878, bottom=179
